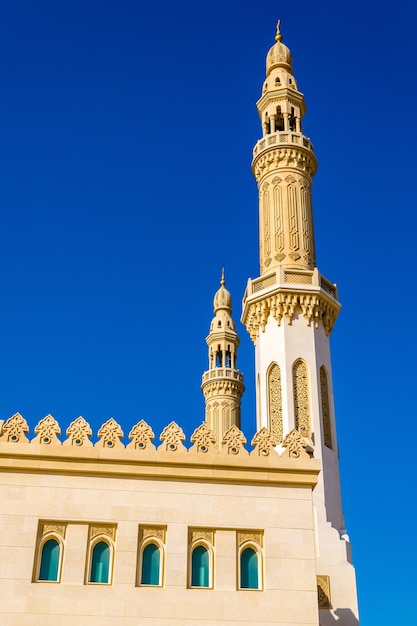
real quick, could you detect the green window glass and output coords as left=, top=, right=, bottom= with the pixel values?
left=191, top=545, right=209, bottom=587
left=240, top=547, right=259, bottom=589
left=90, top=541, right=110, bottom=583
left=141, top=543, right=161, bottom=585
left=39, top=538, right=60, bottom=581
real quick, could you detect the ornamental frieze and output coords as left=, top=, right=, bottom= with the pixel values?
left=253, top=147, right=317, bottom=181
left=243, top=290, right=340, bottom=342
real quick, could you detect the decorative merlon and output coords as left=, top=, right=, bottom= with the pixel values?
left=0, top=413, right=317, bottom=473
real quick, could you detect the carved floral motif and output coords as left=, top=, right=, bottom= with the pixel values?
left=317, top=575, right=331, bottom=609
left=63, top=416, right=93, bottom=447
left=281, top=428, right=309, bottom=459
left=90, top=525, right=116, bottom=541
left=0, top=413, right=29, bottom=443
left=127, top=419, right=155, bottom=450
left=32, top=415, right=61, bottom=445
left=237, top=531, right=263, bottom=547
left=251, top=427, right=278, bottom=457
left=95, top=418, right=124, bottom=448
left=190, top=423, right=217, bottom=453
left=159, top=421, right=186, bottom=452
left=221, top=425, right=247, bottom=455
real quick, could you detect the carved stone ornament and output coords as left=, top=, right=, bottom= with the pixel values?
left=237, top=531, right=263, bottom=548
left=317, top=575, right=331, bottom=609
left=190, top=528, right=214, bottom=546
left=159, top=421, right=186, bottom=452
left=32, top=414, right=61, bottom=445
left=243, top=291, right=339, bottom=343
left=221, top=425, right=247, bottom=455
left=281, top=428, right=309, bottom=459
left=127, top=419, right=155, bottom=450
left=190, top=423, right=217, bottom=453
left=41, top=522, right=66, bottom=539
left=90, top=524, right=116, bottom=541
left=140, top=526, right=166, bottom=543
left=253, top=147, right=317, bottom=182
left=0, top=412, right=29, bottom=443
left=250, top=427, right=278, bottom=457
left=95, top=418, right=124, bottom=449
left=63, top=416, right=93, bottom=447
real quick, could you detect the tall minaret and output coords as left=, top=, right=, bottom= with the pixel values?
left=202, top=271, right=245, bottom=448
left=242, top=23, right=359, bottom=624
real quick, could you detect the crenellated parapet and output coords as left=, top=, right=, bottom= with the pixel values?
left=0, top=412, right=319, bottom=486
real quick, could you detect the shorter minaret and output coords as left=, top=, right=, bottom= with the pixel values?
left=201, top=271, right=245, bottom=448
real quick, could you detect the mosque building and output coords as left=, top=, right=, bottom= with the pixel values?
left=0, top=23, right=359, bottom=625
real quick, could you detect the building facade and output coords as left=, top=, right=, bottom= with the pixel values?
left=0, top=23, right=359, bottom=625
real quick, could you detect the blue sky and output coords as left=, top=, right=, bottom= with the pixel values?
left=0, top=1, right=415, bottom=622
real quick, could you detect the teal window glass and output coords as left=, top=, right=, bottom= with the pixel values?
left=89, top=541, right=110, bottom=583
left=39, top=538, right=60, bottom=581
left=141, top=543, right=161, bottom=585
left=191, top=545, right=209, bottom=587
left=240, top=547, right=259, bottom=589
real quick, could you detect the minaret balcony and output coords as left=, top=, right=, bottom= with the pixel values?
left=202, top=368, right=244, bottom=384
left=253, top=131, right=314, bottom=159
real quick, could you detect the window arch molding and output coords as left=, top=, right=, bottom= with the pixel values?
left=138, top=537, right=164, bottom=587
left=238, top=541, right=263, bottom=591
left=292, top=358, right=311, bottom=438
left=267, top=361, right=283, bottom=444
left=87, top=536, right=114, bottom=585
left=35, top=532, right=64, bottom=583
left=319, top=364, right=333, bottom=449
left=189, top=540, right=213, bottom=589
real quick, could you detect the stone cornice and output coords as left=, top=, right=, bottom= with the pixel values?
left=201, top=377, right=245, bottom=398
left=252, top=145, right=317, bottom=181
left=242, top=284, right=341, bottom=342
left=0, top=440, right=320, bottom=488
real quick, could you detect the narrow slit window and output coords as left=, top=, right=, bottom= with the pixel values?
left=240, top=547, right=259, bottom=589
left=38, top=538, right=60, bottom=582
left=89, top=541, right=110, bottom=584
left=141, top=543, right=161, bottom=586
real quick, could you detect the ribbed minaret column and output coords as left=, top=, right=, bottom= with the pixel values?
left=242, top=22, right=359, bottom=624
left=201, top=271, right=244, bottom=449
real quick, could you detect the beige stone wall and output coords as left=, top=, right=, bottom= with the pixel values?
left=0, top=435, right=321, bottom=625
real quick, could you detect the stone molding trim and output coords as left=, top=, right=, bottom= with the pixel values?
left=201, top=378, right=245, bottom=398
left=189, top=528, right=215, bottom=546
left=237, top=531, right=263, bottom=548
left=242, top=288, right=341, bottom=342
left=89, top=524, right=117, bottom=541
left=139, top=525, right=166, bottom=544
left=252, top=146, right=317, bottom=182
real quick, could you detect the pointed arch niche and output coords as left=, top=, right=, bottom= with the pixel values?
left=319, top=366, right=332, bottom=449
left=267, top=363, right=283, bottom=443
left=293, top=359, right=311, bottom=438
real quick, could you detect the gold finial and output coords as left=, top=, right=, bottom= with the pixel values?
left=275, top=19, right=282, bottom=42
left=220, top=268, right=225, bottom=287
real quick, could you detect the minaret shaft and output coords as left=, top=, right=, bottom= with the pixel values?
left=242, top=24, right=359, bottom=624
left=202, top=273, right=244, bottom=449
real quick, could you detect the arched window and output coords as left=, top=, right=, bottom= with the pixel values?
left=191, top=545, right=210, bottom=588
left=141, top=543, right=161, bottom=586
left=268, top=363, right=283, bottom=443
left=38, top=538, right=61, bottom=582
left=89, top=541, right=111, bottom=584
left=240, top=547, right=259, bottom=589
left=293, top=359, right=311, bottom=438
left=320, top=366, right=332, bottom=449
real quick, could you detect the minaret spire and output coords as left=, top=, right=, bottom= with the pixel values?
left=275, top=19, right=282, bottom=42
left=201, top=271, right=244, bottom=449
